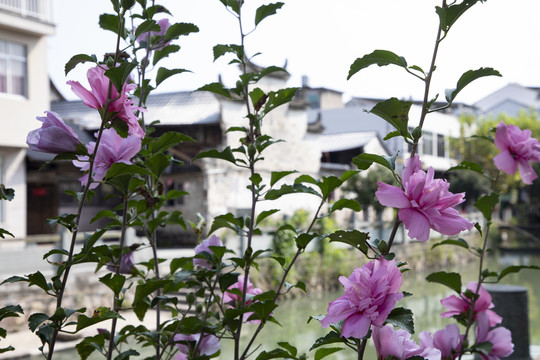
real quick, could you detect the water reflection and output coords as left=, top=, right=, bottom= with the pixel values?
left=24, top=253, right=540, bottom=360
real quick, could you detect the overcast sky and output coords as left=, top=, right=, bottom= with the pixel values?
left=47, top=0, right=540, bottom=104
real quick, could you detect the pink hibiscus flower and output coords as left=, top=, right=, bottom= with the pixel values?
left=73, top=128, right=142, bottom=189
left=376, top=154, right=474, bottom=242
left=420, top=324, right=463, bottom=360
left=67, top=66, right=145, bottom=138
left=373, top=324, right=441, bottom=360
left=193, top=235, right=224, bottom=269
left=475, top=312, right=514, bottom=360
left=493, top=121, right=540, bottom=184
left=321, top=258, right=403, bottom=339
left=26, top=111, right=80, bottom=154
left=223, top=275, right=263, bottom=323
left=440, top=282, right=502, bottom=327
left=173, top=333, right=220, bottom=360
left=137, top=18, right=171, bottom=50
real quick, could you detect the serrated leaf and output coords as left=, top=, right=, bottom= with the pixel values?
left=436, top=0, right=482, bottom=34
left=369, top=98, right=412, bottom=137
left=352, top=153, right=396, bottom=171
left=385, top=307, right=414, bottom=334
left=315, top=347, right=343, bottom=360
left=133, top=279, right=170, bottom=306
left=193, top=147, right=237, bottom=164
left=99, top=13, right=127, bottom=39
left=447, top=160, right=484, bottom=174
left=265, top=184, right=321, bottom=200
left=134, top=19, right=159, bottom=39
left=431, top=238, right=469, bottom=250
left=99, top=273, right=126, bottom=297
left=348, top=49, right=408, bottom=80
left=445, top=68, right=501, bottom=104
left=156, top=67, right=189, bottom=86
left=330, top=199, right=361, bottom=213
left=256, top=209, right=279, bottom=225
left=475, top=193, right=499, bottom=222
left=327, top=230, right=369, bottom=254
left=255, top=348, right=292, bottom=360
left=498, top=265, right=540, bottom=282
left=104, top=62, right=138, bottom=93
left=152, top=44, right=180, bottom=66
left=426, top=271, right=462, bottom=294
left=254, top=2, right=284, bottom=26
left=295, top=233, right=317, bottom=250
left=197, top=82, right=232, bottom=99
left=65, top=54, right=97, bottom=75
left=263, top=88, right=299, bottom=114
left=310, top=331, right=345, bottom=350
left=28, top=313, right=49, bottom=332
left=76, top=308, right=123, bottom=332
left=164, top=22, right=199, bottom=39
left=213, top=44, right=243, bottom=62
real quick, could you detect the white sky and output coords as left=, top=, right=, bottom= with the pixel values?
left=47, top=0, right=540, bottom=105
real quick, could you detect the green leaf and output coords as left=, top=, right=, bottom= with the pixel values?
left=475, top=193, right=499, bottom=222
left=27, top=271, right=51, bottom=293
left=28, top=313, right=49, bottom=332
left=277, top=342, right=297, bottom=357
left=133, top=279, right=170, bottom=306
left=99, top=13, right=127, bottom=39
left=65, top=54, right=97, bottom=75
left=310, top=331, right=345, bottom=350
left=315, top=347, right=344, bottom=360
left=104, top=62, right=138, bottom=93
left=426, top=271, right=462, bottom=294
left=369, top=98, right=412, bottom=138
left=256, top=209, right=279, bottom=225
left=265, top=184, right=321, bottom=200
left=445, top=68, right=501, bottom=104
left=250, top=301, right=278, bottom=321
left=327, top=230, right=369, bottom=254
left=156, top=67, right=189, bottom=86
left=446, top=160, right=484, bottom=174
left=99, top=273, right=126, bottom=297
left=431, top=238, right=469, bottom=250
left=106, top=163, right=153, bottom=178
left=193, top=147, right=236, bottom=164
left=436, top=0, right=482, bottom=34
left=330, top=199, right=361, bottom=213
left=76, top=308, right=123, bottom=332
left=497, top=265, right=540, bottom=282
left=218, top=0, right=241, bottom=15
left=385, top=307, right=415, bottom=334
left=352, top=152, right=397, bottom=171
left=255, top=349, right=292, bottom=360
left=152, top=44, right=181, bottom=66
left=295, top=233, right=317, bottom=250
left=254, top=2, right=284, bottom=26
left=198, top=82, right=232, bottom=99
left=213, top=44, right=244, bottom=62
left=348, top=49, right=407, bottom=80
left=134, top=19, right=159, bottom=39
left=264, top=88, right=299, bottom=114
left=0, top=305, right=23, bottom=322
left=149, top=131, right=194, bottom=154
left=0, top=228, right=14, bottom=239
left=164, top=22, right=199, bottom=39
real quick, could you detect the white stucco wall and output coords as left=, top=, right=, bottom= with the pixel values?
left=0, top=148, right=26, bottom=238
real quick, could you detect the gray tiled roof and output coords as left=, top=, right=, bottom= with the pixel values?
left=51, top=91, right=221, bottom=129
left=318, top=131, right=379, bottom=153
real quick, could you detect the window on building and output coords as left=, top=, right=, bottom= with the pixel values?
left=0, top=40, right=27, bottom=96
left=422, top=131, right=433, bottom=155
left=437, top=134, right=446, bottom=158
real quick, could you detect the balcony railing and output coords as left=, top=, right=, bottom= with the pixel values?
left=0, top=0, right=52, bottom=23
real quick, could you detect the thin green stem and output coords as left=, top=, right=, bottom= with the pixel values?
left=106, top=196, right=129, bottom=360
left=386, top=1, right=445, bottom=254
